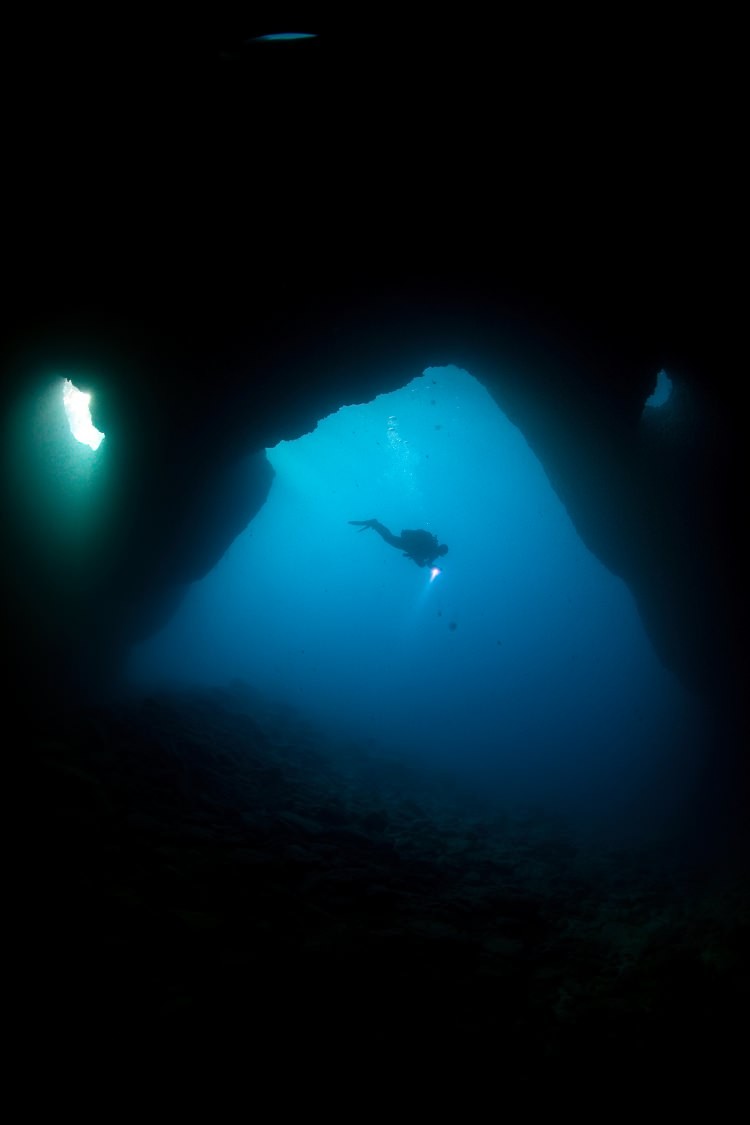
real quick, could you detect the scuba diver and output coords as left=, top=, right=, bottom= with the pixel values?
left=349, top=520, right=449, bottom=568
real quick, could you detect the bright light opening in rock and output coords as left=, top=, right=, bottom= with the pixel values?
left=644, top=369, right=673, bottom=408
left=62, top=379, right=105, bottom=450
left=249, top=32, right=317, bottom=42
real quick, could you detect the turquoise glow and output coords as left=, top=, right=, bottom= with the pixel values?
left=250, top=32, right=317, bottom=42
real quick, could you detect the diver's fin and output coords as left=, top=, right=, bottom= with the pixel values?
left=349, top=520, right=376, bottom=530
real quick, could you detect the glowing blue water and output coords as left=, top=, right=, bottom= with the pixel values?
left=250, top=32, right=317, bottom=42
left=131, top=366, right=704, bottom=826
left=645, top=369, right=673, bottom=408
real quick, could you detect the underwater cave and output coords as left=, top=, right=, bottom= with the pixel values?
left=129, top=364, right=707, bottom=833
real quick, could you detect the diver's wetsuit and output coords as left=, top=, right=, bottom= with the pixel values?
left=349, top=520, right=448, bottom=568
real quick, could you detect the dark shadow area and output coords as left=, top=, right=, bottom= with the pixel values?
left=24, top=681, right=748, bottom=1090
left=4, top=9, right=746, bottom=1099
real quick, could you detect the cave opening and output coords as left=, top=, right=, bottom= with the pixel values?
left=62, top=378, right=105, bottom=450
left=644, top=368, right=673, bottom=409
left=3, top=374, right=108, bottom=581
left=129, top=365, right=705, bottom=833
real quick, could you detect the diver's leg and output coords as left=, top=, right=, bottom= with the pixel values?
left=368, top=522, right=401, bottom=548
left=348, top=520, right=401, bottom=548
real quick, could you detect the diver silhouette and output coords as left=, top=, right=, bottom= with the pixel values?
left=349, top=520, right=449, bottom=568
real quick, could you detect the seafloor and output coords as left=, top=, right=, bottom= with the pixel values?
left=23, top=680, right=747, bottom=1091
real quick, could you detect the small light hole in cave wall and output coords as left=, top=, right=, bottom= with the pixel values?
left=4, top=375, right=107, bottom=569
left=62, top=378, right=105, bottom=450
left=644, top=369, right=673, bottom=409
left=248, top=32, right=318, bottom=42
left=129, top=365, right=706, bottom=832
